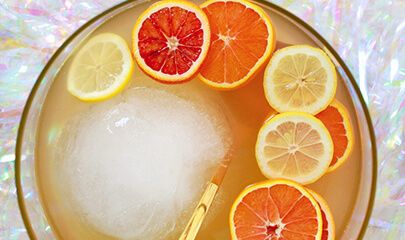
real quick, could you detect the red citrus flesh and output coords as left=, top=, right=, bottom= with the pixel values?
left=133, top=1, right=210, bottom=83
left=308, top=189, right=335, bottom=240
left=320, top=208, right=329, bottom=240
left=315, top=100, right=352, bottom=170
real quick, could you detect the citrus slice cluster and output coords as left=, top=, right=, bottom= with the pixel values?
left=230, top=180, right=335, bottom=240
left=257, top=44, right=354, bottom=183
left=68, top=0, right=277, bottom=99
left=131, top=0, right=275, bottom=87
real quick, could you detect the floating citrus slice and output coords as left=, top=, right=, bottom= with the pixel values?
left=307, top=189, right=336, bottom=240
left=199, top=0, right=275, bottom=89
left=230, top=180, right=322, bottom=240
left=256, top=112, right=333, bottom=184
left=316, top=100, right=353, bottom=172
left=132, top=0, right=210, bottom=83
left=264, top=45, right=337, bottom=114
left=67, top=33, right=133, bottom=101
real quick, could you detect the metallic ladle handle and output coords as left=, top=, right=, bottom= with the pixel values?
left=178, top=182, right=219, bottom=240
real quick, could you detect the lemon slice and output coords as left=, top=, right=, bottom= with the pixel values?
left=255, top=112, right=333, bottom=184
left=264, top=45, right=337, bottom=114
left=67, top=33, right=133, bottom=101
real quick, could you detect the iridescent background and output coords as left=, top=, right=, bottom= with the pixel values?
left=0, top=0, right=404, bottom=239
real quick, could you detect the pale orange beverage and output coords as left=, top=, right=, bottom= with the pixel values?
left=36, top=1, right=362, bottom=239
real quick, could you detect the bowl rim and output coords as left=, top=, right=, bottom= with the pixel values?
left=15, top=0, right=377, bottom=239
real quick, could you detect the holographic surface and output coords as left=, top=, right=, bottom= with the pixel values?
left=0, top=0, right=404, bottom=239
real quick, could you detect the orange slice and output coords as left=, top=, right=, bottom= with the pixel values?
left=132, top=0, right=210, bottom=83
left=230, top=180, right=322, bottom=240
left=256, top=112, right=333, bottom=184
left=199, top=0, right=275, bottom=89
left=315, top=100, right=353, bottom=172
left=307, top=189, right=336, bottom=240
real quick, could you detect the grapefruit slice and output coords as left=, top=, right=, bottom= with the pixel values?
left=264, top=45, right=337, bottom=114
left=316, top=100, right=353, bottom=172
left=199, top=0, right=276, bottom=89
left=230, top=180, right=322, bottom=240
left=307, top=189, right=335, bottom=240
left=132, top=0, right=210, bottom=83
left=255, top=112, right=333, bottom=184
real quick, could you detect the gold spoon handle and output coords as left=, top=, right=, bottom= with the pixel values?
left=178, top=182, right=219, bottom=240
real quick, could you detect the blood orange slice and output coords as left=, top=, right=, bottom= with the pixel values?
left=307, top=190, right=335, bottom=240
left=230, top=180, right=322, bottom=240
left=132, top=0, right=210, bottom=83
left=315, top=100, right=353, bottom=172
left=199, top=0, right=276, bottom=89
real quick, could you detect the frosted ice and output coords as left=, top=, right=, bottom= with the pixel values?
left=60, top=87, right=230, bottom=239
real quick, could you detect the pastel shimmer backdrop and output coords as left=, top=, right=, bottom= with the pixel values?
left=0, top=0, right=404, bottom=239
